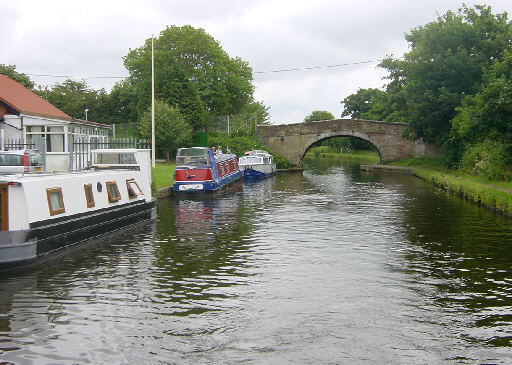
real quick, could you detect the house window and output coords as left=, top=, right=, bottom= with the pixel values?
left=84, top=184, right=95, bottom=208
left=126, top=179, right=143, bottom=199
left=106, top=181, right=121, bottom=203
left=26, top=125, right=65, bottom=152
left=46, top=187, right=65, bottom=215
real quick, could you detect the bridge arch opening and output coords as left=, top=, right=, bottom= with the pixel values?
left=301, top=134, right=382, bottom=166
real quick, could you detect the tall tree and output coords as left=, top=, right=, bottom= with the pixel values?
left=452, top=50, right=512, bottom=144
left=105, top=79, right=139, bottom=125
left=123, top=25, right=255, bottom=131
left=379, top=5, right=512, bottom=143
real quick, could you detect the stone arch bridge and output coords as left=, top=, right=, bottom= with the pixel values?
left=257, top=119, right=440, bottom=167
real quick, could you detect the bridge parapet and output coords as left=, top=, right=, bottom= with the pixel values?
left=258, top=119, right=440, bottom=167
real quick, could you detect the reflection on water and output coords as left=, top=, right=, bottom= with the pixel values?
left=0, top=158, right=511, bottom=364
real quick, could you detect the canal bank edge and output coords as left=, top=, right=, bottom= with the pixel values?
left=361, top=164, right=512, bottom=216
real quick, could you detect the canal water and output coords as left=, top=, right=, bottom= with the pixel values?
left=1, top=158, right=512, bottom=364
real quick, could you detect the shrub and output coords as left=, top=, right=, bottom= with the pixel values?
left=461, top=140, right=512, bottom=181
left=207, top=132, right=291, bottom=169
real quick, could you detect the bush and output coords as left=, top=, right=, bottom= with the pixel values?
left=207, top=132, right=291, bottom=169
left=273, top=153, right=291, bottom=169
left=461, top=140, right=512, bottom=181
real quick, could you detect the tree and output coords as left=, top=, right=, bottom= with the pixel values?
left=105, top=79, right=139, bottom=125
left=0, top=64, right=35, bottom=89
left=138, top=100, right=192, bottom=161
left=378, top=5, right=512, bottom=144
left=37, top=79, right=112, bottom=123
left=241, top=100, right=271, bottom=125
left=452, top=49, right=512, bottom=144
left=304, top=110, right=335, bottom=122
left=341, top=88, right=392, bottom=120
left=123, top=25, right=255, bottom=131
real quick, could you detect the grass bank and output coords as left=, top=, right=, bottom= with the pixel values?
left=389, top=158, right=512, bottom=216
left=305, top=147, right=380, bottom=164
left=152, top=162, right=175, bottom=191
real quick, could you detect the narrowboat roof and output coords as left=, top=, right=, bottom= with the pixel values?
left=91, top=148, right=150, bottom=153
left=0, top=169, right=128, bottom=183
left=244, top=150, right=272, bottom=156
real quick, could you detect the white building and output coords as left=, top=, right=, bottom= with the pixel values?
left=0, top=75, right=112, bottom=171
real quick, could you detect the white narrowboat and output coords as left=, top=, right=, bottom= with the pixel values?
left=0, top=149, right=156, bottom=272
left=238, top=150, right=277, bottom=179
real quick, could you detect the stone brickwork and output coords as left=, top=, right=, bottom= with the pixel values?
left=257, top=119, right=440, bottom=167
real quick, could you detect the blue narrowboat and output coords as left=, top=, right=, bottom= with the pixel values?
left=172, top=147, right=243, bottom=194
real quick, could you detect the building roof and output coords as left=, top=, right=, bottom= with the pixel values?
left=0, top=75, right=72, bottom=121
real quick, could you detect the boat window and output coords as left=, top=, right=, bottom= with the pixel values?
left=220, top=164, right=225, bottom=175
left=84, top=184, right=95, bottom=208
left=126, top=179, right=143, bottom=199
left=242, top=156, right=261, bottom=164
left=106, top=181, right=121, bottom=203
left=46, top=187, right=65, bottom=215
left=94, top=152, right=136, bottom=165
left=176, top=148, right=210, bottom=166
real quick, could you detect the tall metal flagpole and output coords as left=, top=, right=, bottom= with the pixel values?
left=151, top=34, right=156, bottom=167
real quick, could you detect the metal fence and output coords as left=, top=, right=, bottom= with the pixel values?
left=1, top=138, right=35, bottom=151
left=0, top=137, right=149, bottom=172
left=208, top=113, right=259, bottom=136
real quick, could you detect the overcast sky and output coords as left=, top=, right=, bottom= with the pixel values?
left=2, top=0, right=510, bottom=124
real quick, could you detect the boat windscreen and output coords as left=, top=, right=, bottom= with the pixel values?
left=94, top=152, right=136, bottom=165
left=176, top=148, right=210, bottom=166
left=240, top=156, right=262, bottom=164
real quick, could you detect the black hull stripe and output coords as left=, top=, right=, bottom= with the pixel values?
left=32, top=200, right=156, bottom=256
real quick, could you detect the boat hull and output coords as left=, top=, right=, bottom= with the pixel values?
left=0, top=199, right=156, bottom=272
left=242, top=166, right=276, bottom=179
left=172, top=170, right=243, bottom=195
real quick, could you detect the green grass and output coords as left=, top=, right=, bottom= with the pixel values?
left=152, top=162, right=175, bottom=191
left=305, top=147, right=380, bottom=164
left=389, top=158, right=512, bottom=216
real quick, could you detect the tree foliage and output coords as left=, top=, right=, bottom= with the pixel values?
left=0, top=64, right=35, bottom=90
left=123, top=25, right=255, bottom=131
left=37, top=79, right=113, bottom=123
left=304, top=110, right=335, bottom=122
left=452, top=50, right=512, bottom=144
left=338, top=4, right=512, bottom=176
left=341, top=88, right=392, bottom=120
left=378, top=5, right=512, bottom=144
left=138, top=100, right=192, bottom=160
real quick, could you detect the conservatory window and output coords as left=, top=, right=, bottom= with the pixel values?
left=26, top=125, right=65, bottom=152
